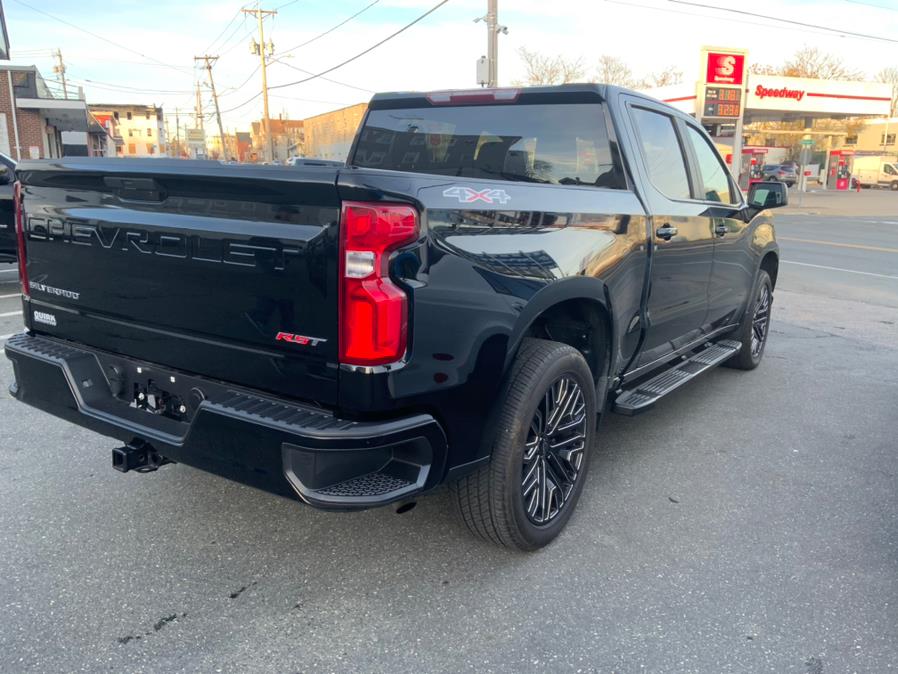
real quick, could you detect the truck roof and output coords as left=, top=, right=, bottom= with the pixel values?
left=367, top=83, right=687, bottom=119
left=370, top=83, right=617, bottom=109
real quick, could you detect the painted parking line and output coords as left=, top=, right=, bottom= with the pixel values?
left=0, top=310, right=22, bottom=318
left=0, top=268, right=18, bottom=274
left=778, top=236, right=898, bottom=254
left=0, top=333, right=17, bottom=341
left=782, top=260, right=898, bottom=280
left=0, top=292, right=20, bottom=299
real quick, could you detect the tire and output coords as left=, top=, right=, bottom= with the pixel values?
left=725, top=270, right=773, bottom=371
left=450, top=338, right=597, bottom=551
left=890, top=181, right=898, bottom=191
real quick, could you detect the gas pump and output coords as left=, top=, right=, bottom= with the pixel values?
left=827, top=150, right=855, bottom=191
left=738, top=147, right=768, bottom=191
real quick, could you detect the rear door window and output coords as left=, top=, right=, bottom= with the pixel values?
left=629, top=107, right=691, bottom=200
left=353, top=103, right=625, bottom=189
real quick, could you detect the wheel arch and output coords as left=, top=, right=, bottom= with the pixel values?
left=505, top=278, right=615, bottom=391
left=760, top=248, right=779, bottom=288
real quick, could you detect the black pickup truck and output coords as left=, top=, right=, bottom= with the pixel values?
left=4, top=84, right=786, bottom=550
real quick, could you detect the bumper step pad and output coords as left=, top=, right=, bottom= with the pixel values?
left=613, top=339, right=741, bottom=416
left=316, top=472, right=414, bottom=498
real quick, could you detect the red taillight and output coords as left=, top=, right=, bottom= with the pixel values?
left=13, top=180, right=28, bottom=297
left=339, top=202, right=418, bottom=367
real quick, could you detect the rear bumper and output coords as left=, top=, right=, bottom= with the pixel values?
left=4, top=333, right=447, bottom=509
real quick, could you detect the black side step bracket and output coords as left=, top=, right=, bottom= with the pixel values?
left=612, top=339, right=741, bottom=416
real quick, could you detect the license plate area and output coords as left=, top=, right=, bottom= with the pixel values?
left=131, top=375, right=189, bottom=421
left=96, top=356, right=205, bottom=423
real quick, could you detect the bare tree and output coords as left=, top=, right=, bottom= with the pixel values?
left=752, top=46, right=863, bottom=80
left=595, top=54, right=634, bottom=87
left=516, top=48, right=585, bottom=86
left=643, top=66, right=683, bottom=88
left=749, top=63, right=779, bottom=76
left=877, top=66, right=898, bottom=117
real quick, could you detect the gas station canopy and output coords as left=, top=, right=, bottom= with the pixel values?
left=641, top=47, right=893, bottom=191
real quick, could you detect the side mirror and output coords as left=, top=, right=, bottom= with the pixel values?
left=0, top=166, right=10, bottom=185
left=747, top=181, right=788, bottom=210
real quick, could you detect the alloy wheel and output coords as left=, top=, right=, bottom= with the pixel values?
left=521, top=376, right=588, bottom=525
left=751, top=283, right=771, bottom=358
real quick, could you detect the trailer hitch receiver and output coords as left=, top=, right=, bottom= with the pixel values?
left=112, top=439, right=171, bottom=473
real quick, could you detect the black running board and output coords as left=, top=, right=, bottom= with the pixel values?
left=612, top=340, right=741, bottom=416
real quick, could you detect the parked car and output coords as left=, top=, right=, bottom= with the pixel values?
left=5, top=84, right=785, bottom=550
left=762, top=163, right=797, bottom=186
left=0, top=153, right=16, bottom=262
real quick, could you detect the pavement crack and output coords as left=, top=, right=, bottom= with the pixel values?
left=153, top=613, right=179, bottom=632
left=117, top=612, right=187, bottom=645
left=229, top=581, right=258, bottom=599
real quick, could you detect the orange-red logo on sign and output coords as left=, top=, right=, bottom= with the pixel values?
left=706, top=53, right=745, bottom=86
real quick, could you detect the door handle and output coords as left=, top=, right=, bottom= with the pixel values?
left=655, top=224, right=678, bottom=240
left=714, top=223, right=729, bottom=237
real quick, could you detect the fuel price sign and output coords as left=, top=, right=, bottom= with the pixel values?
left=703, top=86, right=742, bottom=118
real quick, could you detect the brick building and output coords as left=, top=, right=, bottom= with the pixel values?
left=250, top=117, right=304, bottom=163
left=303, top=102, right=367, bottom=161
left=0, top=63, right=91, bottom=159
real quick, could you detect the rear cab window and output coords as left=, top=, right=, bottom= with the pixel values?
left=351, top=100, right=626, bottom=189
left=684, top=125, right=739, bottom=205
left=629, top=106, right=692, bottom=200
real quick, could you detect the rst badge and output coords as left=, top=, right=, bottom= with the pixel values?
left=275, top=332, right=327, bottom=347
left=443, top=186, right=511, bottom=205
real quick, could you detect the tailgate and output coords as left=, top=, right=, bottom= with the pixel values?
left=17, top=159, right=341, bottom=404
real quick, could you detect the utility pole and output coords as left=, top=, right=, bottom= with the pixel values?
left=53, top=48, right=68, bottom=98
left=175, top=107, right=181, bottom=158
left=242, top=6, right=277, bottom=162
left=195, top=55, right=228, bottom=160
left=194, top=81, right=204, bottom=130
left=475, top=1, right=506, bottom=87
left=486, top=0, right=498, bottom=87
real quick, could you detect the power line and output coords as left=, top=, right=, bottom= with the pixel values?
left=68, top=77, right=194, bottom=95
left=269, top=58, right=375, bottom=93
left=268, top=0, right=450, bottom=92
left=10, top=0, right=195, bottom=73
left=274, top=0, right=381, bottom=57
left=844, top=0, right=898, bottom=11
left=219, top=0, right=449, bottom=114
left=668, top=0, right=898, bottom=44
left=604, top=0, right=884, bottom=41
left=269, top=93, right=361, bottom=105
left=218, top=65, right=262, bottom=97
left=202, top=7, right=244, bottom=54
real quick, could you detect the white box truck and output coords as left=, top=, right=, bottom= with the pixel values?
left=853, top=156, right=898, bottom=191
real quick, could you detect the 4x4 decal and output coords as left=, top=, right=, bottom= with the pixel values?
left=442, top=186, right=512, bottom=205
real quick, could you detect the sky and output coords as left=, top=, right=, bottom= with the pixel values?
left=3, top=0, right=898, bottom=135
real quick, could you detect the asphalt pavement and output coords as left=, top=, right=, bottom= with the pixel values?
left=0, top=202, right=896, bottom=672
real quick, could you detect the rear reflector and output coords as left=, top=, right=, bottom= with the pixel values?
left=426, top=88, right=520, bottom=105
left=13, top=180, right=28, bottom=297
left=339, top=202, right=418, bottom=367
